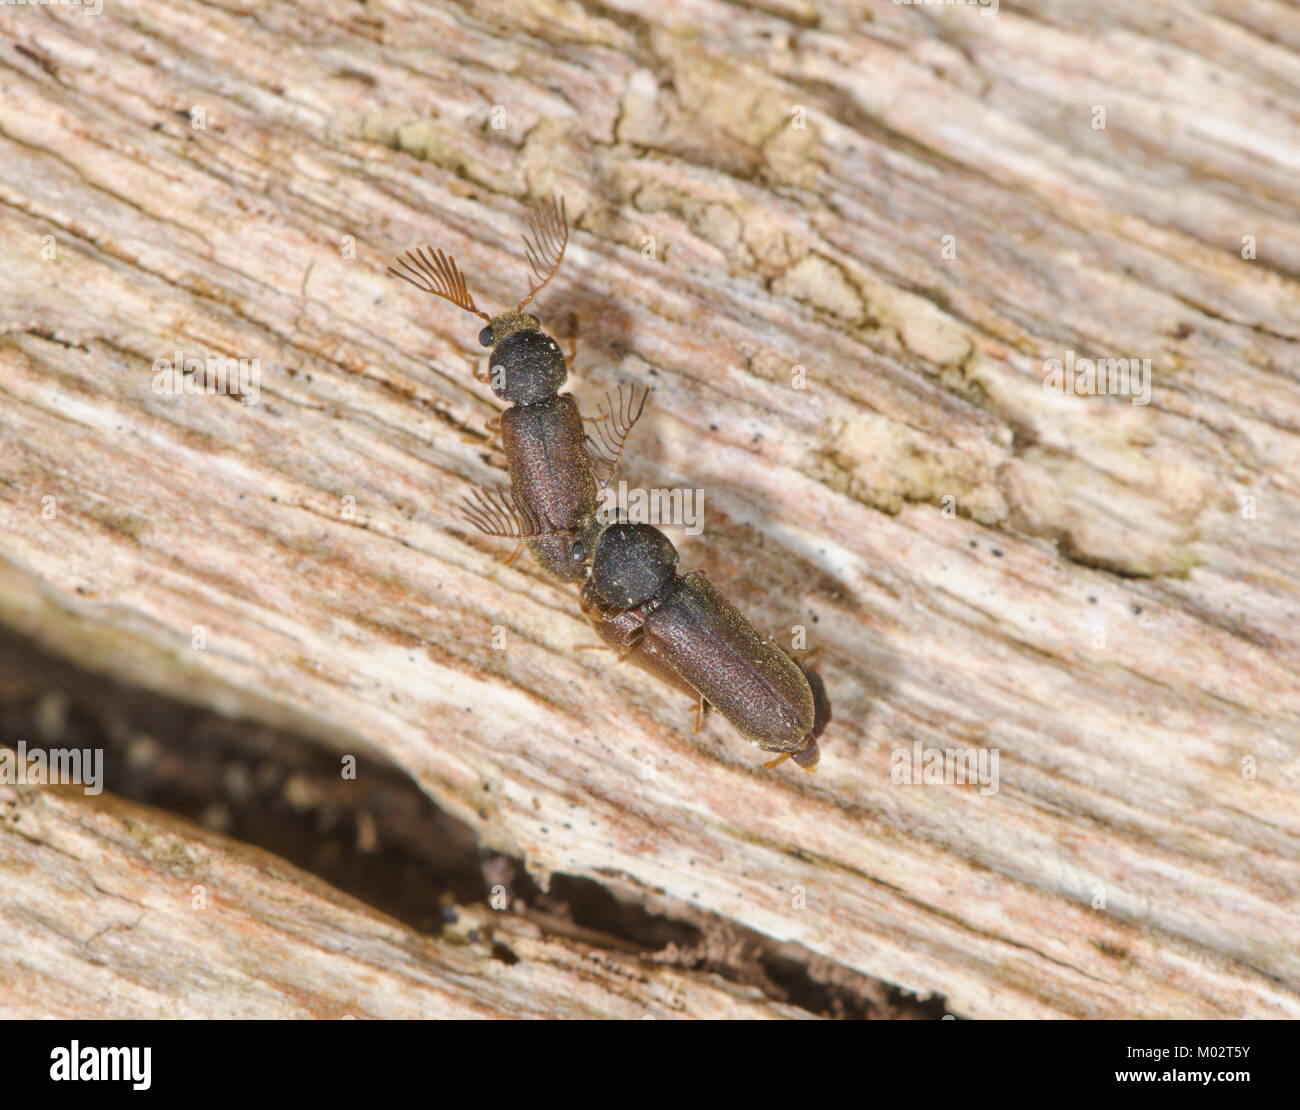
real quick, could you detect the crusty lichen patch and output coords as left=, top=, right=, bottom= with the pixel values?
left=981, top=364, right=1217, bottom=577
left=772, top=253, right=866, bottom=323
left=808, top=414, right=1008, bottom=525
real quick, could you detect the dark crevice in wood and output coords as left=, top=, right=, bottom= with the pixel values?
left=0, top=626, right=942, bottom=1019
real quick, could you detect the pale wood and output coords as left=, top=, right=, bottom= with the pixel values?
left=0, top=784, right=804, bottom=1018
left=0, top=0, right=1298, bottom=1019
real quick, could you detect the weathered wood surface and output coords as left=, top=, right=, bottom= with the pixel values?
left=0, top=0, right=1298, bottom=1018
left=0, top=784, right=804, bottom=1018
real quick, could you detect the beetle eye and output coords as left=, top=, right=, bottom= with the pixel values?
left=478, top=325, right=494, bottom=347
left=571, top=542, right=585, bottom=562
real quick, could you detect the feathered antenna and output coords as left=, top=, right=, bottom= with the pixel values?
left=388, top=246, right=491, bottom=322
left=459, top=485, right=569, bottom=540
left=586, top=383, right=650, bottom=490
left=516, top=194, right=568, bottom=311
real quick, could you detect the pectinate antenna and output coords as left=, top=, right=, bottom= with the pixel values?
left=587, top=382, right=650, bottom=490
left=388, top=246, right=491, bottom=323
left=516, top=194, right=568, bottom=311
left=459, top=485, right=570, bottom=540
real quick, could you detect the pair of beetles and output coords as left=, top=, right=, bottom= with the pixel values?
left=390, top=196, right=822, bottom=771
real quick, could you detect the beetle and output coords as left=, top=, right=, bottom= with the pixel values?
left=389, top=196, right=646, bottom=580
left=579, top=520, right=821, bottom=770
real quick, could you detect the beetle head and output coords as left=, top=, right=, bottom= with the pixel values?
left=478, top=310, right=540, bottom=349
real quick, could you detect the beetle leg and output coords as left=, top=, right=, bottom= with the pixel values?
left=458, top=439, right=508, bottom=472
left=460, top=403, right=504, bottom=446
left=693, top=694, right=710, bottom=733
left=576, top=640, right=637, bottom=662
left=766, top=632, right=822, bottom=667
left=764, top=737, right=819, bottom=772
left=565, top=311, right=579, bottom=365
left=792, top=739, right=820, bottom=771
left=499, top=539, right=524, bottom=566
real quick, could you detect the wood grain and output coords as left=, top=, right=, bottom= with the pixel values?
left=0, top=0, right=1297, bottom=1017
left=0, top=784, right=804, bottom=1018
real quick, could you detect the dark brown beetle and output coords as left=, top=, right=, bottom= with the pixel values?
left=580, top=521, right=820, bottom=770
left=389, top=196, right=646, bottom=580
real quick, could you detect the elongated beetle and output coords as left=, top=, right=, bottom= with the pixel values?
left=391, top=198, right=824, bottom=773
left=580, top=521, right=821, bottom=770
left=389, top=196, right=646, bottom=580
